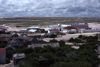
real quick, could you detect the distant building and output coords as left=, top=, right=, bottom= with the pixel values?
left=27, top=26, right=46, bottom=33
left=48, top=25, right=62, bottom=34
left=62, top=26, right=77, bottom=33
left=0, top=26, right=7, bottom=32
left=48, top=29, right=60, bottom=34
left=61, top=24, right=90, bottom=33
left=71, top=24, right=89, bottom=28
left=0, top=48, right=6, bottom=64
left=0, top=61, right=14, bottom=67
left=27, top=26, right=40, bottom=33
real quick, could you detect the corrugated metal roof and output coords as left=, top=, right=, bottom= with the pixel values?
left=71, top=24, right=88, bottom=28
left=49, top=29, right=59, bottom=31
left=63, top=27, right=77, bottom=30
left=0, top=48, right=6, bottom=55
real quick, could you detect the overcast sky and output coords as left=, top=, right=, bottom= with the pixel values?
left=0, top=0, right=100, bottom=18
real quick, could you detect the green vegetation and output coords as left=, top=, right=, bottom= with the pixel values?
left=49, top=34, right=57, bottom=38
left=59, top=40, right=65, bottom=47
left=51, top=61, right=92, bottom=67
left=0, top=43, right=7, bottom=48
left=68, top=38, right=83, bottom=43
left=50, top=39, right=58, bottom=43
left=6, top=35, right=100, bottom=67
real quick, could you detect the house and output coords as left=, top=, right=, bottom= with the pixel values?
left=61, top=24, right=71, bottom=28
left=13, top=53, right=25, bottom=60
left=61, top=24, right=90, bottom=33
left=71, top=24, right=90, bottom=33
left=8, top=37, right=25, bottom=47
left=27, top=26, right=46, bottom=33
left=13, top=53, right=25, bottom=65
left=71, top=24, right=89, bottom=29
left=48, top=25, right=61, bottom=34
left=0, top=26, right=7, bottom=32
left=0, top=48, right=6, bottom=64
left=83, top=28, right=100, bottom=33
left=62, top=26, right=77, bottom=33
left=27, top=26, right=39, bottom=33
left=48, top=29, right=60, bottom=34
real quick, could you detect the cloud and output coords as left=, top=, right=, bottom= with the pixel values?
left=0, top=0, right=100, bottom=17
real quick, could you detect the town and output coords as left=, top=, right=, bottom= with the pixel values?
left=0, top=0, right=100, bottom=67
left=0, top=22, right=100, bottom=67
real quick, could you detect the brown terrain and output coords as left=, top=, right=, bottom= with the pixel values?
left=0, top=17, right=100, bottom=27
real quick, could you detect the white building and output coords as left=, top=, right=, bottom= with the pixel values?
left=13, top=53, right=25, bottom=60
left=27, top=26, right=39, bottom=33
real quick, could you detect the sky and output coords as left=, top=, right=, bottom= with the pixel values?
left=0, top=0, right=100, bottom=18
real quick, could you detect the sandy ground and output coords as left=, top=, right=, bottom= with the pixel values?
left=1, top=23, right=100, bottom=42
left=88, top=23, right=100, bottom=28
left=0, top=61, right=14, bottom=67
left=7, top=27, right=27, bottom=31
left=43, top=32, right=100, bottom=42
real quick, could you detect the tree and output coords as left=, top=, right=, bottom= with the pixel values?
left=78, top=35, right=87, bottom=39
left=50, top=34, right=57, bottom=38
left=51, top=61, right=92, bottom=67
left=12, top=33, right=18, bottom=37
left=50, top=39, right=58, bottom=43
left=14, top=48, right=33, bottom=54
left=68, top=38, right=82, bottom=43
left=68, top=38, right=74, bottom=42
left=0, top=42, right=7, bottom=48
left=59, top=40, right=65, bottom=47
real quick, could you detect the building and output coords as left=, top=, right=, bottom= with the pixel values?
left=0, top=48, right=6, bottom=64
left=0, top=26, right=7, bottom=32
left=13, top=53, right=25, bottom=60
left=27, top=26, right=46, bottom=33
left=27, top=26, right=39, bottom=33
left=0, top=31, right=11, bottom=42
left=71, top=24, right=89, bottom=28
left=61, top=24, right=90, bottom=33
left=48, top=25, right=61, bottom=34
left=62, top=26, right=77, bottom=33
left=48, top=29, right=60, bottom=34
left=8, top=36, right=26, bottom=47
left=13, top=53, right=25, bottom=65
left=61, top=24, right=71, bottom=28
left=71, top=24, right=90, bottom=33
